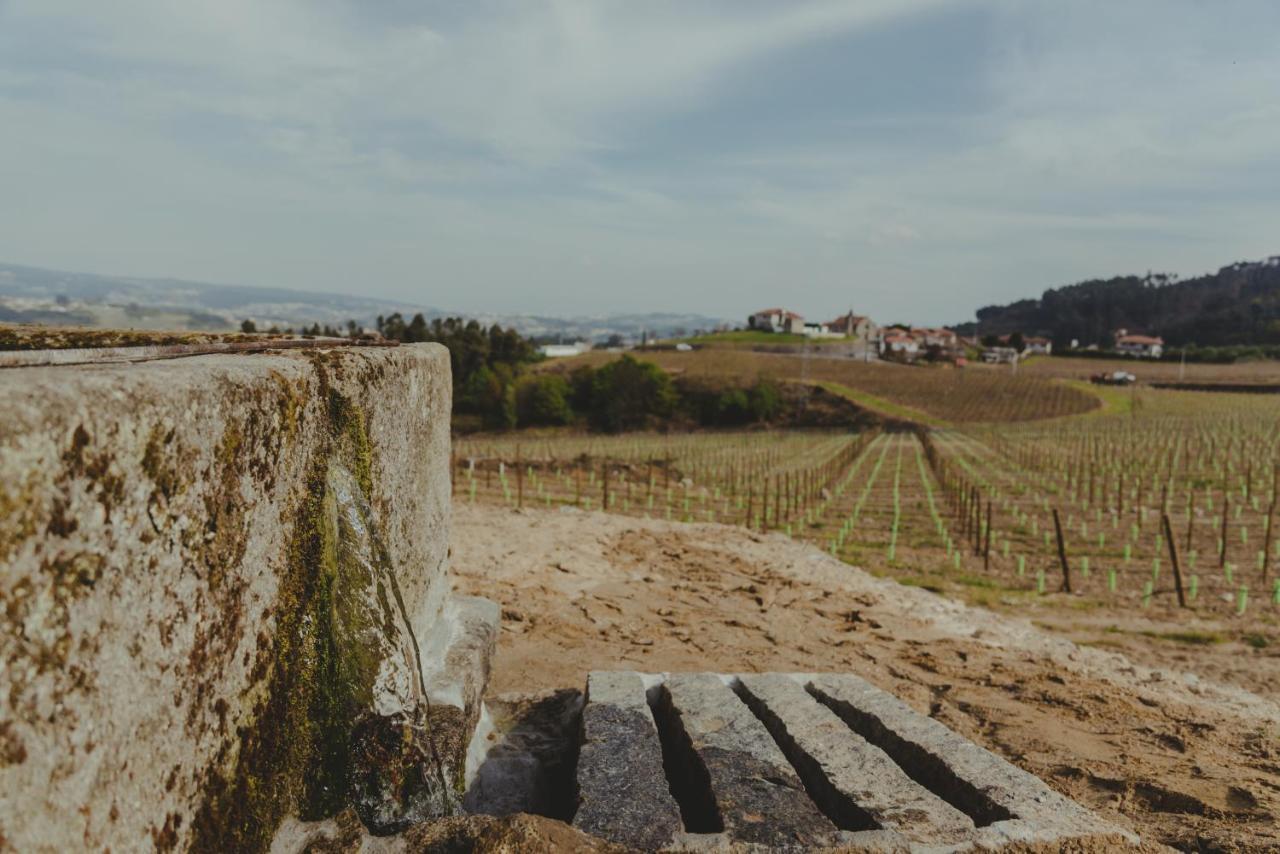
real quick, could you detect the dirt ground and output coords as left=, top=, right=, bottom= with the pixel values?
left=451, top=503, right=1280, bottom=852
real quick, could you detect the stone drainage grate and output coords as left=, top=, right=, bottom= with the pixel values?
left=573, top=671, right=1138, bottom=852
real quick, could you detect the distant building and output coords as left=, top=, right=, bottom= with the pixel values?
left=748, top=308, right=805, bottom=334
left=802, top=321, right=846, bottom=339
left=982, top=347, right=1020, bottom=364
left=882, top=332, right=920, bottom=357
left=539, top=342, right=591, bottom=358
left=1113, top=330, right=1164, bottom=358
left=827, top=312, right=877, bottom=340
left=1023, top=336, right=1053, bottom=355
left=912, top=327, right=958, bottom=349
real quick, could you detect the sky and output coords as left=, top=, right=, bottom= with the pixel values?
left=1, top=0, right=1278, bottom=325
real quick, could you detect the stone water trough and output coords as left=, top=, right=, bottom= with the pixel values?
left=0, top=341, right=498, bottom=851
left=0, top=339, right=1137, bottom=852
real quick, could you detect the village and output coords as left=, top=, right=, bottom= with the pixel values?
left=723, top=307, right=1161, bottom=364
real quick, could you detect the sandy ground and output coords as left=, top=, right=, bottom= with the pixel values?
left=451, top=503, right=1280, bottom=852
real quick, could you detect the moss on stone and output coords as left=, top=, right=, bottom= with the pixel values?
left=0, top=325, right=246, bottom=352
left=141, top=425, right=183, bottom=501
left=189, top=383, right=403, bottom=854
left=271, top=372, right=306, bottom=445
left=328, top=391, right=375, bottom=498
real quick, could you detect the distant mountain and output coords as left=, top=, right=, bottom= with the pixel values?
left=955, top=256, right=1280, bottom=348
left=0, top=262, right=728, bottom=343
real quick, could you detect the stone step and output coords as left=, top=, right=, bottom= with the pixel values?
left=661, top=673, right=836, bottom=848
left=571, top=671, right=1139, bottom=852
left=735, top=673, right=973, bottom=845
left=573, top=672, right=684, bottom=851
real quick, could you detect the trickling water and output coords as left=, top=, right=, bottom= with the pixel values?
left=322, top=462, right=455, bottom=833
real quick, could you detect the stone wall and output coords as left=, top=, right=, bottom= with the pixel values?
left=0, top=343, right=459, bottom=851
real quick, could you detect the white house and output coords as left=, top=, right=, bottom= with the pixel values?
left=1114, top=331, right=1164, bottom=358
left=1023, top=336, right=1053, bottom=355
left=748, top=308, right=805, bottom=334
left=882, top=332, right=920, bottom=357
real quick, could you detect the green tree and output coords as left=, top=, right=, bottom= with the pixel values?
left=588, top=356, right=676, bottom=432
left=516, top=374, right=573, bottom=426
left=568, top=365, right=597, bottom=412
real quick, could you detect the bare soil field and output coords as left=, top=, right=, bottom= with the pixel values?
left=452, top=503, right=1280, bottom=852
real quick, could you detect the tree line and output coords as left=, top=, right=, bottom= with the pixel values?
left=962, top=257, right=1280, bottom=351
left=240, top=311, right=785, bottom=432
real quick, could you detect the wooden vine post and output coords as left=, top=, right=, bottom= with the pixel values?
left=1052, top=508, right=1071, bottom=593
left=983, top=502, right=993, bottom=570
left=1161, top=512, right=1187, bottom=608
left=1220, top=494, right=1230, bottom=569
left=515, top=446, right=523, bottom=509
left=1263, top=465, right=1278, bottom=582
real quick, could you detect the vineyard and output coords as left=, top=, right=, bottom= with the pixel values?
left=545, top=350, right=1100, bottom=423
left=454, top=388, right=1280, bottom=626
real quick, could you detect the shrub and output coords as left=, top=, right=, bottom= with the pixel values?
left=715, top=388, right=752, bottom=425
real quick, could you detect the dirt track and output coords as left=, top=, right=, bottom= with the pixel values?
left=452, top=503, right=1280, bottom=852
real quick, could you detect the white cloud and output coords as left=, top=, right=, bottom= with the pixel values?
left=0, top=0, right=1277, bottom=322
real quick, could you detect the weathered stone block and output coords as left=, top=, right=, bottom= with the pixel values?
left=574, top=671, right=682, bottom=851
left=0, top=343, right=457, bottom=851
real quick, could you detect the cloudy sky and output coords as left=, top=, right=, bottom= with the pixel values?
left=1, top=1, right=1278, bottom=323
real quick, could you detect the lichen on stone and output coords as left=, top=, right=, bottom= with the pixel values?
left=189, top=382, right=449, bottom=852
left=0, top=472, right=39, bottom=562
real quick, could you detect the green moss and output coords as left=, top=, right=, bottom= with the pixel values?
left=189, top=385, right=399, bottom=853
left=328, top=390, right=374, bottom=498
left=271, top=372, right=306, bottom=445
left=196, top=423, right=247, bottom=593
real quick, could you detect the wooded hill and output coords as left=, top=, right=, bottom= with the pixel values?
left=956, top=257, right=1280, bottom=348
